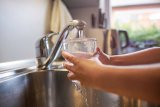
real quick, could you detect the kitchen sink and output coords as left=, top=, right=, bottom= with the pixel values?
left=0, top=60, right=159, bottom=107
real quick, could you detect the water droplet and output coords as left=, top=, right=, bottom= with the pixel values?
left=72, top=81, right=89, bottom=107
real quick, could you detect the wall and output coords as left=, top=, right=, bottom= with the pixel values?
left=0, top=0, right=52, bottom=62
left=68, top=0, right=111, bottom=34
left=69, top=7, right=99, bottom=33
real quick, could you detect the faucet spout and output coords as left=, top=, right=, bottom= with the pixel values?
left=39, top=20, right=86, bottom=69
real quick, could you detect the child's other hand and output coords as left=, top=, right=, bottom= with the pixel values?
left=94, top=47, right=111, bottom=65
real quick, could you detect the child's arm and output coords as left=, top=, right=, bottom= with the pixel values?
left=96, top=47, right=160, bottom=65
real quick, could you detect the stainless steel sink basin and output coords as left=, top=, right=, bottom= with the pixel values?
left=0, top=60, right=159, bottom=107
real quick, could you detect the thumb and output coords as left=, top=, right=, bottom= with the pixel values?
left=93, top=47, right=101, bottom=56
left=96, top=47, right=104, bottom=55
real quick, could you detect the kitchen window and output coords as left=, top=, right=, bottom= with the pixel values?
left=111, top=0, right=160, bottom=52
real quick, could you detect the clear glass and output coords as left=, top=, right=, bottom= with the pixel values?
left=62, top=37, right=97, bottom=85
left=63, top=38, right=97, bottom=59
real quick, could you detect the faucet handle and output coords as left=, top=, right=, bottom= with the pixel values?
left=35, top=32, right=59, bottom=68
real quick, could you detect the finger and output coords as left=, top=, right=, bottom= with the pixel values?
left=93, top=47, right=100, bottom=56
left=67, top=72, right=77, bottom=80
left=62, top=51, right=79, bottom=65
left=97, top=47, right=104, bottom=55
left=63, top=62, right=76, bottom=73
left=96, top=47, right=100, bottom=52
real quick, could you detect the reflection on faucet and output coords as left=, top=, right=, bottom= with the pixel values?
left=35, top=20, right=86, bottom=70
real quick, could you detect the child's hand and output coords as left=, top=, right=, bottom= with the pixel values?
left=94, top=47, right=111, bottom=65
left=62, top=51, right=102, bottom=88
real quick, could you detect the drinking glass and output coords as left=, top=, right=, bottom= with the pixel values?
left=63, top=38, right=97, bottom=59
left=63, top=37, right=97, bottom=85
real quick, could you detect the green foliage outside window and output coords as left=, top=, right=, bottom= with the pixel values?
left=115, top=23, right=160, bottom=42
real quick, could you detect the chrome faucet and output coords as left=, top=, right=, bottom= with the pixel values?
left=35, top=20, right=86, bottom=70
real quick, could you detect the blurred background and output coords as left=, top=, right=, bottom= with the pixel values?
left=111, top=0, right=160, bottom=52
left=0, top=0, right=160, bottom=62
